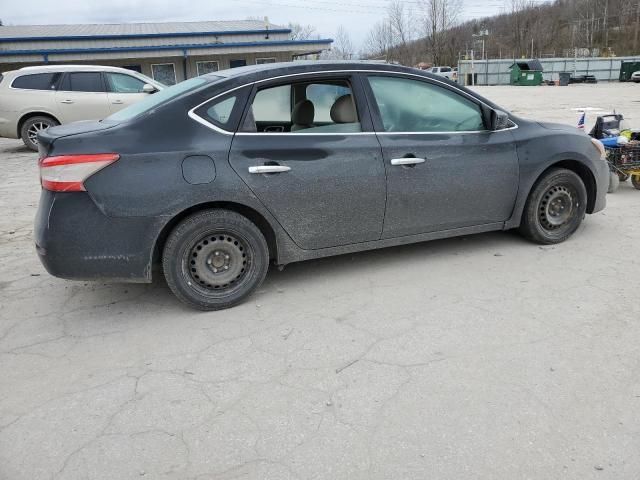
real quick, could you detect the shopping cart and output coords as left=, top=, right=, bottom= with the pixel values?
left=588, top=114, right=640, bottom=192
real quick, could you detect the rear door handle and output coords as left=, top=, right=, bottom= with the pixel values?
left=60, top=99, right=74, bottom=104
left=248, top=165, right=291, bottom=174
left=390, top=157, right=426, bottom=166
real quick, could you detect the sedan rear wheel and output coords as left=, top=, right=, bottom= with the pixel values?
left=20, top=116, right=59, bottom=151
left=162, top=209, right=269, bottom=310
left=519, top=168, right=587, bottom=244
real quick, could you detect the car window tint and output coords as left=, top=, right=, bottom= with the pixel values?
left=368, top=76, right=484, bottom=133
left=252, top=84, right=291, bottom=123
left=305, top=83, right=351, bottom=122
left=204, top=95, right=237, bottom=127
left=243, top=80, right=361, bottom=133
left=105, top=73, right=146, bottom=93
left=61, top=72, right=105, bottom=92
left=12, top=73, right=60, bottom=90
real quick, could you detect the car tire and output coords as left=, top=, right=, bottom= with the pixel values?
left=20, top=115, right=59, bottom=151
left=632, top=175, right=640, bottom=190
left=162, top=209, right=269, bottom=310
left=519, top=168, right=587, bottom=245
left=608, top=171, right=620, bottom=193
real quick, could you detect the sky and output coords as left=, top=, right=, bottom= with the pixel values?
left=0, top=0, right=509, bottom=49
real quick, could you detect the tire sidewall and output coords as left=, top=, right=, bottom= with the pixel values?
left=163, top=210, right=269, bottom=310
left=20, top=116, right=58, bottom=151
left=522, top=169, right=588, bottom=244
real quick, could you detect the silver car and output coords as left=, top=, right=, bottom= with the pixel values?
left=0, top=65, right=164, bottom=150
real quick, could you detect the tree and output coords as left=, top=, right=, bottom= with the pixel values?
left=324, top=26, right=355, bottom=60
left=288, top=22, right=318, bottom=41
left=421, top=0, right=462, bottom=66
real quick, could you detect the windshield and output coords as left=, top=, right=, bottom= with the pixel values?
left=104, top=76, right=211, bottom=123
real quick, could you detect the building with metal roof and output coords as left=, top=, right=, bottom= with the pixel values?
left=0, top=20, right=333, bottom=84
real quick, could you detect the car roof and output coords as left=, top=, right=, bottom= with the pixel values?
left=211, top=61, right=440, bottom=82
left=9, top=64, right=146, bottom=75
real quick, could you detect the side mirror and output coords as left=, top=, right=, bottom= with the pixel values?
left=490, top=109, right=510, bottom=130
left=142, top=83, right=157, bottom=94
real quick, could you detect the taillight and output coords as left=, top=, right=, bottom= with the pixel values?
left=39, top=153, right=119, bottom=192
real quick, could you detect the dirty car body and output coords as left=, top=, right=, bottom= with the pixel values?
left=34, top=61, right=609, bottom=310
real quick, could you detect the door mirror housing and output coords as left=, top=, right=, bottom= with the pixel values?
left=490, top=109, right=510, bottom=130
left=142, top=83, right=157, bottom=94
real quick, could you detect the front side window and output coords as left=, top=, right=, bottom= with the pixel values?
left=105, top=73, right=146, bottom=93
left=242, top=79, right=361, bottom=133
left=12, top=73, right=60, bottom=90
left=151, top=64, right=176, bottom=86
left=58, top=72, right=105, bottom=92
left=368, top=76, right=484, bottom=133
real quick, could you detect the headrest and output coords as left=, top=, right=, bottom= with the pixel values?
left=330, top=94, right=357, bottom=123
left=292, top=99, right=314, bottom=125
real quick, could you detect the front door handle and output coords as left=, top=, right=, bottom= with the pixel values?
left=390, top=157, right=426, bottom=166
left=60, top=99, right=74, bottom=104
left=111, top=100, right=124, bottom=105
left=248, top=165, right=291, bottom=174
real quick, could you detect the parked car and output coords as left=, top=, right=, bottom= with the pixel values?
left=428, top=66, right=455, bottom=80
left=631, top=71, right=640, bottom=83
left=35, top=61, right=609, bottom=310
left=0, top=65, right=164, bottom=150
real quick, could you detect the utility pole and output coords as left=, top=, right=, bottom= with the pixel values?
left=634, top=1, right=640, bottom=53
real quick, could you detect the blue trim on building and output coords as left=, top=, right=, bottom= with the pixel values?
left=0, top=28, right=292, bottom=43
left=0, top=38, right=334, bottom=57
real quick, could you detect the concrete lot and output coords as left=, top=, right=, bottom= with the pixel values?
left=1, top=83, right=639, bottom=480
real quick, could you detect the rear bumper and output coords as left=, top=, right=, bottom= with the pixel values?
left=34, top=190, right=164, bottom=282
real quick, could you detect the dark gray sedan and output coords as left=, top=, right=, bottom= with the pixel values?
left=35, top=62, right=609, bottom=310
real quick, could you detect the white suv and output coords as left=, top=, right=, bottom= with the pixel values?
left=0, top=65, right=164, bottom=150
left=428, top=66, right=455, bottom=80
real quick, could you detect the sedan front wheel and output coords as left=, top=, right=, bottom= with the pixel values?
left=519, top=168, right=587, bottom=244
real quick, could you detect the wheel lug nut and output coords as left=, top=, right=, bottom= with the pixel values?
left=207, top=259, right=212, bottom=265
left=213, top=268, right=218, bottom=273
left=224, top=265, right=229, bottom=270
left=225, top=254, right=229, bottom=259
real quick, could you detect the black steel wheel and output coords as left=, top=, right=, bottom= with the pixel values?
left=519, top=168, right=587, bottom=244
left=20, top=115, right=59, bottom=151
left=632, top=175, right=640, bottom=190
left=162, top=209, right=269, bottom=310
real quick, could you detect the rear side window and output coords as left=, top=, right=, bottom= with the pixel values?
left=194, top=89, right=247, bottom=131
left=12, top=73, right=60, bottom=90
left=105, top=73, right=146, bottom=93
left=58, top=72, right=105, bottom=92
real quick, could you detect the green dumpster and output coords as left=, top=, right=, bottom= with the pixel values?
left=509, top=60, right=543, bottom=86
left=619, top=61, right=640, bottom=82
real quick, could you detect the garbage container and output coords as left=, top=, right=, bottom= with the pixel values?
left=559, top=72, right=571, bottom=86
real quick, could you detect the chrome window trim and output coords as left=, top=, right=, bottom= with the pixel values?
left=187, top=69, right=520, bottom=136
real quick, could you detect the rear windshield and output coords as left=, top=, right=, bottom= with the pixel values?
left=104, top=76, right=214, bottom=123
